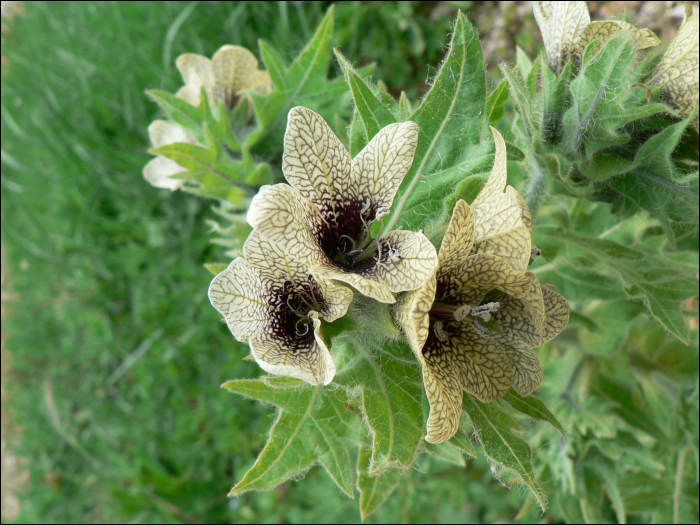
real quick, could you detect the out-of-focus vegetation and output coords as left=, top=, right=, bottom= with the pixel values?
left=1, top=2, right=697, bottom=523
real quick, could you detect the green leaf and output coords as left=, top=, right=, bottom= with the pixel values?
left=356, top=438, right=402, bottom=521
left=501, top=65, right=534, bottom=134
left=203, top=263, right=228, bottom=276
left=486, top=80, right=509, bottom=126
left=448, top=428, right=477, bottom=459
left=146, top=89, right=206, bottom=143
left=462, top=395, right=547, bottom=512
left=335, top=49, right=397, bottom=139
left=563, top=36, right=637, bottom=156
left=515, top=46, right=534, bottom=79
left=599, top=116, right=699, bottom=246
left=595, top=375, right=668, bottom=443
left=540, top=228, right=698, bottom=344
left=502, top=390, right=567, bottom=440
left=398, top=91, right=413, bottom=121
left=348, top=108, right=369, bottom=157
left=223, top=377, right=358, bottom=498
left=333, top=333, right=424, bottom=475
left=387, top=11, right=488, bottom=232
left=423, top=441, right=466, bottom=467
left=247, top=7, right=337, bottom=148
left=151, top=125, right=270, bottom=202
left=541, top=60, right=573, bottom=144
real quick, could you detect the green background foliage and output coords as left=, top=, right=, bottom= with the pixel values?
left=1, top=1, right=697, bottom=523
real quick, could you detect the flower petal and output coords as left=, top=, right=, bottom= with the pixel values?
left=250, top=313, right=336, bottom=385
left=488, top=277, right=546, bottom=396
left=470, top=128, right=532, bottom=272
left=445, top=253, right=535, bottom=307
left=491, top=276, right=546, bottom=349
left=247, top=184, right=327, bottom=267
left=422, top=320, right=513, bottom=443
left=249, top=184, right=398, bottom=303
left=211, top=45, right=267, bottom=109
left=243, top=229, right=353, bottom=323
left=578, top=21, right=660, bottom=54
left=533, top=1, right=590, bottom=74
left=374, top=230, right=438, bottom=293
left=349, top=121, right=420, bottom=218
left=313, top=265, right=396, bottom=304
left=394, top=270, right=437, bottom=354
left=208, top=257, right=273, bottom=343
left=438, top=199, right=475, bottom=272
left=148, top=120, right=196, bottom=148
left=283, top=107, right=352, bottom=228
left=175, top=53, right=214, bottom=107
left=143, top=156, right=187, bottom=190
left=500, top=342, right=543, bottom=397
left=650, top=3, right=699, bottom=132
left=540, top=284, right=571, bottom=344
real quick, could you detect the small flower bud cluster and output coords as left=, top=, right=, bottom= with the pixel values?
left=143, top=45, right=273, bottom=191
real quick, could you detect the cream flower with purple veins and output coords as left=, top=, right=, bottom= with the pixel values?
left=395, top=200, right=536, bottom=443
left=143, top=120, right=197, bottom=191
left=176, top=45, right=272, bottom=111
left=248, top=106, right=437, bottom=304
left=534, top=1, right=660, bottom=75
left=649, top=2, right=699, bottom=133
left=209, top=230, right=353, bottom=386
left=470, top=128, right=534, bottom=272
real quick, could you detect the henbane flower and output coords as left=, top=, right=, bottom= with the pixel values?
left=176, top=45, right=272, bottom=111
left=534, top=1, right=660, bottom=75
left=209, top=229, right=353, bottom=385
left=248, top=107, right=437, bottom=304
left=394, top=131, right=569, bottom=444
left=470, top=129, right=534, bottom=273
left=143, top=120, right=197, bottom=191
left=649, top=2, right=699, bottom=133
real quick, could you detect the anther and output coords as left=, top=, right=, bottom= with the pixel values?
left=283, top=280, right=293, bottom=293
left=387, top=247, right=402, bottom=263
left=295, top=319, right=310, bottom=337
left=375, top=207, right=390, bottom=219
left=434, top=321, right=447, bottom=342
left=471, top=321, right=491, bottom=337
left=471, top=302, right=500, bottom=321
left=453, top=304, right=472, bottom=322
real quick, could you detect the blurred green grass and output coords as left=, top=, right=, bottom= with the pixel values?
left=1, top=2, right=540, bottom=523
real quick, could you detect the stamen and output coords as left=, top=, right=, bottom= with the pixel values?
left=531, top=245, right=542, bottom=256
left=453, top=304, right=472, bottom=322
left=286, top=295, right=306, bottom=317
left=387, top=247, right=401, bottom=263
left=338, top=235, right=356, bottom=254
left=295, top=318, right=310, bottom=337
left=360, top=197, right=373, bottom=216
left=471, top=321, right=491, bottom=337
left=283, top=280, right=293, bottom=293
left=434, top=320, right=447, bottom=342
left=470, top=302, right=500, bottom=321
left=375, top=207, right=390, bottom=220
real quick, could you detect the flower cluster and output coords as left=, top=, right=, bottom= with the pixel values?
left=394, top=128, right=570, bottom=443
left=208, top=109, right=569, bottom=441
left=533, top=1, right=660, bottom=75
left=143, top=45, right=273, bottom=191
left=209, top=107, right=437, bottom=384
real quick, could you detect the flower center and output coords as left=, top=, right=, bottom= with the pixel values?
left=429, top=301, right=501, bottom=340
left=282, top=276, right=326, bottom=339
left=330, top=197, right=391, bottom=269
